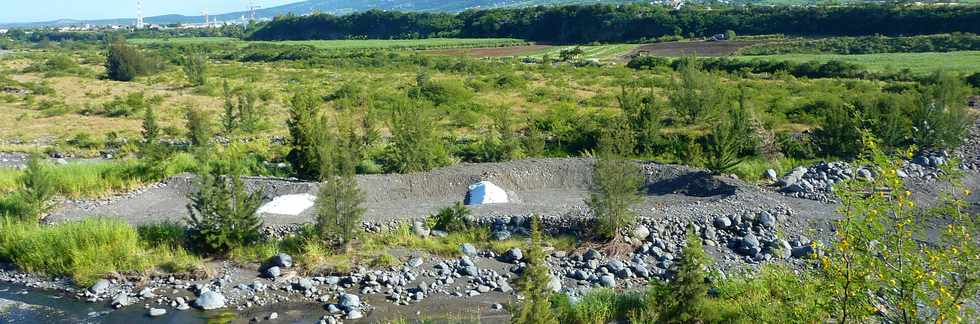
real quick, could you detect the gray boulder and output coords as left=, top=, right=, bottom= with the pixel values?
left=779, top=167, right=808, bottom=187
left=111, top=293, right=132, bottom=308
left=263, top=266, right=282, bottom=278
left=769, top=239, right=792, bottom=259
left=89, top=279, right=111, bottom=295
left=791, top=245, right=816, bottom=259
left=460, top=243, right=478, bottom=257
left=547, top=275, right=562, bottom=292
left=632, top=225, right=650, bottom=240
left=149, top=308, right=167, bottom=317
left=296, top=278, right=315, bottom=291
left=739, top=234, right=762, bottom=256
left=765, top=169, right=778, bottom=183
left=503, top=248, right=523, bottom=263
left=598, top=275, right=617, bottom=288
left=713, top=216, right=732, bottom=229
left=194, top=291, right=226, bottom=310
left=758, top=211, right=776, bottom=228
left=271, top=253, right=293, bottom=268
left=339, top=293, right=361, bottom=310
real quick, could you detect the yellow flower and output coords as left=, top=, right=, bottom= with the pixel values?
left=934, top=298, right=942, bottom=306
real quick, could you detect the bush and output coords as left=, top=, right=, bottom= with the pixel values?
left=911, top=70, right=972, bottom=150
left=813, top=100, right=864, bottom=158
left=430, top=202, right=472, bottom=233
left=12, top=156, right=56, bottom=221
left=286, top=91, right=324, bottom=180
left=670, top=59, right=725, bottom=125
left=657, top=229, right=712, bottom=323
left=184, top=107, right=212, bottom=148
left=100, top=92, right=151, bottom=117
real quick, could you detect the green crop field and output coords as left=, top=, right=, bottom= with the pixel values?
left=736, top=51, right=980, bottom=75
left=527, top=44, right=641, bottom=61
left=129, top=37, right=528, bottom=50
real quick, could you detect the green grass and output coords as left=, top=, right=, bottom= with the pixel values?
left=0, top=218, right=201, bottom=286
left=736, top=51, right=980, bottom=75
left=0, top=153, right=198, bottom=199
left=129, top=37, right=528, bottom=51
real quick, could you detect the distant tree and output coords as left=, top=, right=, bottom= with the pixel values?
left=512, top=215, right=559, bottom=324
left=618, top=82, right=661, bottom=154
left=384, top=97, right=450, bottom=173
left=184, top=107, right=212, bottom=149
left=670, top=58, right=725, bottom=125
left=724, top=29, right=737, bottom=41
left=221, top=81, right=237, bottom=134
left=703, top=89, right=751, bottom=174
left=588, top=120, right=643, bottom=242
left=286, top=90, right=323, bottom=180
left=141, top=104, right=159, bottom=152
left=559, top=46, right=585, bottom=62
left=524, top=118, right=547, bottom=157
left=659, top=228, right=712, bottom=323
left=911, top=70, right=972, bottom=150
left=186, top=152, right=264, bottom=254
left=181, top=51, right=208, bottom=87
left=104, top=39, right=157, bottom=82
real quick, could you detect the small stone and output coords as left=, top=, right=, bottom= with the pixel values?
left=765, top=169, right=778, bottom=182
left=148, top=308, right=167, bottom=317
left=492, top=230, right=512, bottom=241
left=297, top=278, right=315, bottom=291
left=407, top=257, right=424, bottom=268
left=491, top=303, right=503, bottom=310
left=347, top=309, right=364, bottom=320
left=547, top=275, right=562, bottom=292
left=268, top=312, right=279, bottom=320
left=413, top=221, right=430, bottom=237
left=503, top=248, right=523, bottom=263
left=339, top=293, right=361, bottom=309
left=713, top=216, right=732, bottom=229
left=89, top=279, right=110, bottom=295
left=759, top=211, right=776, bottom=228
left=264, top=266, right=282, bottom=278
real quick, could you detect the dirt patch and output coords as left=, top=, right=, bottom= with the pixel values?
left=424, top=45, right=554, bottom=57
left=628, top=40, right=767, bottom=57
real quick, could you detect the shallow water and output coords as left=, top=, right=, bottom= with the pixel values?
left=0, top=282, right=328, bottom=324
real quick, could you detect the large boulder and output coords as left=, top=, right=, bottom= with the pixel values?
left=465, top=181, right=509, bottom=205
left=339, top=293, right=361, bottom=310
left=89, top=279, right=111, bottom=295
left=194, top=291, right=226, bottom=310
left=271, top=253, right=293, bottom=268
left=779, top=167, right=809, bottom=188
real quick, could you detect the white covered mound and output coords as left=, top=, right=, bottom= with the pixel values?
left=257, top=193, right=317, bottom=216
left=466, top=181, right=508, bottom=205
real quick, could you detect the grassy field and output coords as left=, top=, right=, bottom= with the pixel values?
left=736, top=51, right=980, bottom=75
left=129, top=37, right=528, bottom=50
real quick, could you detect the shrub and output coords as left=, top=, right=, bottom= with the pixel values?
left=430, top=202, right=472, bottom=233
left=137, top=221, right=187, bottom=249
left=185, top=156, right=264, bottom=254
left=512, top=215, right=558, bottom=324
left=101, top=91, right=150, bottom=117
left=703, top=94, right=752, bottom=174
left=315, top=112, right=367, bottom=253
left=813, top=100, right=864, bottom=158
left=911, top=70, right=972, bottom=150
left=618, top=83, right=661, bottom=154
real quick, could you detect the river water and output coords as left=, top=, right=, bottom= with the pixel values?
left=0, top=282, right=329, bottom=324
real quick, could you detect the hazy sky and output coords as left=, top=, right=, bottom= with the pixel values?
left=0, top=0, right=300, bottom=23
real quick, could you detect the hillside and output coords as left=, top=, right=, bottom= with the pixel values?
left=0, top=0, right=642, bottom=28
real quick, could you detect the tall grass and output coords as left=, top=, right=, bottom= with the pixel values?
left=0, top=218, right=201, bottom=286
left=0, top=154, right=199, bottom=199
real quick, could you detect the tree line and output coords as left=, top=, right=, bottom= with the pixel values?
left=248, top=4, right=980, bottom=43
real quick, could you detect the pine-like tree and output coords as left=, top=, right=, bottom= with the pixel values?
left=141, top=104, right=159, bottom=151
left=588, top=120, right=643, bottom=241
left=512, top=215, right=559, bottom=324
left=286, top=90, right=323, bottom=180
left=669, top=58, right=725, bottom=125
left=185, top=107, right=212, bottom=149
left=703, top=93, right=749, bottom=174
left=17, top=155, right=56, bottom=221
left=660, top=228, right=711, bottom=323
left=618, top=82, right=661, bottom=154
left=221, top=81, right=237, bottom=134
left=384, top=97, right=450, bottom=173
left=315, top=112, right=366, bottom=253
left=186, top=152, right=264, bottom=254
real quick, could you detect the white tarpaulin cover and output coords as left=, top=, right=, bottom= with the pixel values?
left=257, top=193, right=317, bottom=216
left=466, top=181, right=508, bottom=205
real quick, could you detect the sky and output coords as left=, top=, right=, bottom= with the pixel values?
left=0, top=0, right=301, bottom=23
